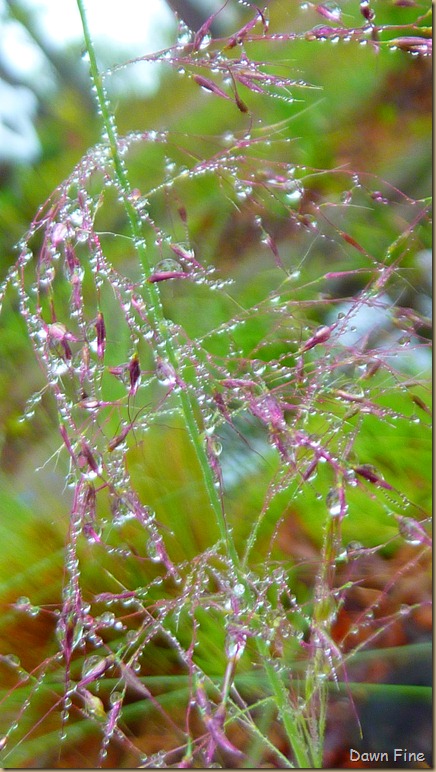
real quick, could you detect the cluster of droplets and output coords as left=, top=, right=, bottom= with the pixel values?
left=0, top=0, right=431, bottom=766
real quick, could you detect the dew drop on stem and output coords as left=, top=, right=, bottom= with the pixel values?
left=4, top=654, right=21, bottom=668
left=147, top=539, right=162, bottom=563
left=396, top=515, right=431, bottom=547
left=326, top=488, right=343, bottom=517
left=155, top=258, right=181, bottom=272
left=15, top=596, right=31, bottom=611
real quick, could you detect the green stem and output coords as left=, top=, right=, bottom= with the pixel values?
left=257, top=638, right=314, bottom=768
left=75, top=0, right=238, bottom=568
left=75, top=6, right=323, bottom=764
left=302, top=517, right=338, bottom=766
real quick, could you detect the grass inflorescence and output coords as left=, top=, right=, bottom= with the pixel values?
left=0, top=0, right=431, bottom=767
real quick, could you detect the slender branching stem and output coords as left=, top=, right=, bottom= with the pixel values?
left=76, top=0, right=240, bottom=569
left=75, top=4, right=325, bottom=765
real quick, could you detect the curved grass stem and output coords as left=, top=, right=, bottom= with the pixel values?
left=74, top=3, right=329, bottom=764
left=75, top=0, right=239, bottom=570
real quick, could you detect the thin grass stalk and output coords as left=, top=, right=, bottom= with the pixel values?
left=73, top=3, right=347, bottom=765
left=76, top=0, right=239, bottom=570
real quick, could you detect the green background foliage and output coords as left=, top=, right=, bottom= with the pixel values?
left=0, top=0, right=431, bottom=767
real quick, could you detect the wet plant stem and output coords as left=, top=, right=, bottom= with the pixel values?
left=76, top=3, right=323, bottom=764
left=76, top=0, right=238, bottom=569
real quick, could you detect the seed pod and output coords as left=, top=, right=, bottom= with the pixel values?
left=95, top=312, right=106, bottom=360
left=128, top=354, right=141, bottom=395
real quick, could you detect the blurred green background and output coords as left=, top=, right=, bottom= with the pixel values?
left=0, top=0, right=431, bottom=766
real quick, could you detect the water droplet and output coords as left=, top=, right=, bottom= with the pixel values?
left=39, top=264, right=55, bottom=286
left=155, top=258, right=181, bottom=272
left=252, top=361, right=266, bottom=376
left=155, top=357, right=177, bottom=385
left=208, top=437, right=222, bottom=456
left=99, top=611, right=116, bottom=626
left=82, top=655, right=108, bottom=682
left=147, top=539, right=162, bottom=563
left=338, top=380, right=365, bottom=399
left=285, top=187, right=303, bottom=203
left=110, top=690, right=123, bottom=706
left=4, top=654, right=21, bottom=668
left=396, top=515, right=430, bottom=546
left=326, top=488, right=342, bottom=517
left=347, top=541, right=363, bottom=553
left=15, top=596, right=31, bottom=611
left=344, top=469, right=357, bottom=486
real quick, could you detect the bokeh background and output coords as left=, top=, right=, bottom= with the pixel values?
left=0, top=0, right=431, bottom=767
